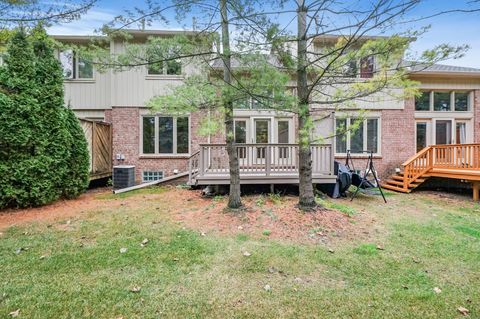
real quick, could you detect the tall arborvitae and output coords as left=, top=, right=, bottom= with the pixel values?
left=0, top=28, right=89, bottom=208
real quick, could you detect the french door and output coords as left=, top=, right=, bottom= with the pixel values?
left=253, top=119, right=271, bottom=164
left=415, top=118, right=471, bottom=152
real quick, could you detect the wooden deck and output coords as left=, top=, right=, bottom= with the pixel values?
left=382, top=143, right=480, bottom=200
left=188, top=143, right=336, bottom=186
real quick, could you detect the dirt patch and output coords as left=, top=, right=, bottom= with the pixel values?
left=170, top=190, right=359, bottom=244
left=0, top=187, right=116, bottom=230
left=0, top=186, right=362, bottom=243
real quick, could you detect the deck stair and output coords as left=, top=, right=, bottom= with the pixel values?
left=381, top=143, right=480, bottom=200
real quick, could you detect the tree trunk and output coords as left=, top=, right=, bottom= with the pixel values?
left=296, top=2, right=316, bottom=210
left=220, top=0, right=242, bottom=208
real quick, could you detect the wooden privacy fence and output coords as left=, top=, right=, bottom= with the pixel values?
left=80, top=119, right=112, bottom=180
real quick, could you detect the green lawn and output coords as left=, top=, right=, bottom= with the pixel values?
left=0, top=188, right=479, bottom=318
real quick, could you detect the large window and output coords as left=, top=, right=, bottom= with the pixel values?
left=335, top=117, right=380, bottom=154
left=141, top=116, right=189, bottom=155
left=59, top=50, right=93, bottom=79
left=434, top=92, right=450, bottom=111
left=415, top=91, right=471, bottom=112
left=415, top=92, right=430, bottom=111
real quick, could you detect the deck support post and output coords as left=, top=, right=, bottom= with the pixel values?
left=270, top=184, right=274, bottom=194
left=472, top=181, right=479, bottom=201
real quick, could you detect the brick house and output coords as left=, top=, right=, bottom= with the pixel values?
left=54, top=30, right=480, bottom=190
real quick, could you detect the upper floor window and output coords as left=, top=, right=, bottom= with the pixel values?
left=343, top=56, right=374, bottom=78
left=59, top=50, right=93, bottom=80
left=147, top=59, right=181, bottom=76
left=415, top=91, right=471, bottom=112
left=142, top=115, right=189, bottom=155
left=335, top=117, right=379, bottom=155
left=359, top=56, right=374, bottom=78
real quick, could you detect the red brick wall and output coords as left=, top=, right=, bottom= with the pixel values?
left=335, top=98, right=416, bottom=179
left=474, top=90, right=480, bottom=143
left=111, top=107, right=218, bottom=183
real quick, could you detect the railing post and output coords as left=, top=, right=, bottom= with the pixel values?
left=266, top=145, right=271, bottom=176
left=199, top=146, right=204, bottom=177
left=403, top=165, right=409, bottom=190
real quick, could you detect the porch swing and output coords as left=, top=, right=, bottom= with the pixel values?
left=345, top=150, right=387, bottom=203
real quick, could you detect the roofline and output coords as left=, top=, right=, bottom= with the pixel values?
left=51, top=29, right=206, bottom=41
left=408, top=70, right=480, bottom=78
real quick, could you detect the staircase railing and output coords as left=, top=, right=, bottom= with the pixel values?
left=402, top=146, right=433, bottom=190
left=401, top=143, right=480, bottom=190
left=188, top=150, right=200, bottom=185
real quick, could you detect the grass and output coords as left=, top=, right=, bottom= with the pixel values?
left=0, top=189, right=479, bottom=318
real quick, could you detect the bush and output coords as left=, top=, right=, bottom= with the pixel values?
left=62, top=107, right=90, bottom=198
left=0, top=28, right=89, bottom=208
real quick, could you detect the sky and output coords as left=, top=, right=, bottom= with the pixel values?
left=46, top=0, right=480, bottom=68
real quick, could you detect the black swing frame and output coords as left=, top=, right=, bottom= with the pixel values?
left=346, top=150, right=387, bottom=203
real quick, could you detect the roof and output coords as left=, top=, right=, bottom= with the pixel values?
left=407, top=63, right=480, bottom=76
left=51, top=29, right=205, bottom=42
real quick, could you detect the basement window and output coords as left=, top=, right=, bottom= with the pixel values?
left=142, top=171, right=164, bottom=182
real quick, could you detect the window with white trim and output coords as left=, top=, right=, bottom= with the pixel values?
left=335, top=117, right=380, bottom=155
left=415, top=91, right=472, bottom=112
left=142, top=171, right=164, bottom=182
left=141, top=115, right=190, bottom=155
left=59, top=49, right=93, bottom=79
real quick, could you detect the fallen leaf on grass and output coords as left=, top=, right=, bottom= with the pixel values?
left=243, top=251, right=251, bottom=257
left=130, top=286, right=141, bottom=293
left=263, top=284, right=271, bottom=292
left=433, top=287, right=442, bottom=294
left=376, top=245, right=384, bottom=250
left=457, top=307, right=469, bottom=316
left=9, top=309, right=19, bottom=317
left=119, top=248, right=127, bottom=254
left=140, top=239, right=149, bottom=247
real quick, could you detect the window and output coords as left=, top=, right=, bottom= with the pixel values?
left=456, top=122, right=467, bottom=144
left=360, top=56, right=374, bottom=78
left=141, top=116, right=189, bottom=155
left=147, top=59, right=181, bottom=75
left=416, top=122, right=427, bottom=152
left=434, top=92, right=451, bottom=111
left=234, top=120, right=247, bottom=158
left=278, top=120, right=289, bottom=158
left=59, top=50, right=93, bottom=79
left=344, top=60, right=358, bottom=78
left=335, top=118, right=347, bottom=154
left=142, top=171, right=164, bottom=182
left=335, top=117, right=380, bottom=154
left=415, top=91, right=430, bottom=111
left=142, top=117, right=155, bottom=154
left=234, top=120, right=247, bottom=143
left=454, top=92, right=469, bottom=111
left=158, top=117, right=174, bottom=153
left=416, top=91, right=471, bottom=112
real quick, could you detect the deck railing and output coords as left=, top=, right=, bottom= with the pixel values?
left=189, top=143, right=333, bottom=182
left=402, top=143, right=480, bottom=189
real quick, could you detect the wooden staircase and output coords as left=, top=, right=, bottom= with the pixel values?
left=381, top=143, right=480, bottom=199
left=382, top=172, right=429, bottom=193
